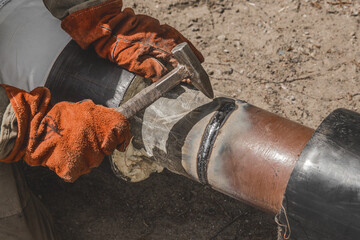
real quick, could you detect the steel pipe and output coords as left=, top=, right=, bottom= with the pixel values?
left=128, top=87, right=314, bottom=215
left=46, top=41, right=314, bottom=215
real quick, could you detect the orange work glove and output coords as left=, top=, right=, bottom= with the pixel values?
left=0, top=84, right=131, bottom=182
left=61, top=0, right=204, bottom=82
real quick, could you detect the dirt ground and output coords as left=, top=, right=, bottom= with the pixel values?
left=25, top=0, right=359, bottom=239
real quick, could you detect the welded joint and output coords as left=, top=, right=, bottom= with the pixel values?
left=196, top=100, right=236, bottom=184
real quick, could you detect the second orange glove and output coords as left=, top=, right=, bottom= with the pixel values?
left=61, top=0, right=204, bottom=82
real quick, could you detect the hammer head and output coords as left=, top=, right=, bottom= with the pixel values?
left=172, top=43, right=214, bottom=99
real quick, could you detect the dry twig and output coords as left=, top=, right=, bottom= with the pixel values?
left=352, top=60, right=360, bottom=69
left=210, top=215, right=242, bottom=239
left=311, top=1, right=322, bottom=9
left=261, top=76, right=312, bottom=85
left=327, top=0, right=353, bottom=7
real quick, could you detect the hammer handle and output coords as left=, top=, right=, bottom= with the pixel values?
left=116, top=65, right=186, bottom=119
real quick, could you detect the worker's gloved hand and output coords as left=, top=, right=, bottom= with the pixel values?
left=0, top=84, right=131, bottom=182
left=61, top=0, right=204, bottom=82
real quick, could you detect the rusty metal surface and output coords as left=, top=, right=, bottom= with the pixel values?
left=181, top=99, right=314, bottom=214
left=206, top=103, right=314, bottom=214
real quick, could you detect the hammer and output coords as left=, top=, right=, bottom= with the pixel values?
left=116, top=42, right=214, bottom=119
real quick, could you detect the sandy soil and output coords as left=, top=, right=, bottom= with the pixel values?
left=25, top=0, right=359, bottom=239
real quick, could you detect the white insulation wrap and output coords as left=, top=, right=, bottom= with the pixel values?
left=0, top=0, right=70, bottom=91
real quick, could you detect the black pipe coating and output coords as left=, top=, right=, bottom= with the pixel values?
left=282, top=108, right=360, bottom=240
left=45, top=41, right=135, bottom=107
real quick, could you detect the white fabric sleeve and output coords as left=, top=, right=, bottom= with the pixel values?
left=0, top=0, right=71, bottom=91
left=43, top=0, right=108, bottom=19
left=0, top=87, right=17, bottom=160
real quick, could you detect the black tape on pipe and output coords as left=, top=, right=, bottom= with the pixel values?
left=45, top=41, right=135, bottom=107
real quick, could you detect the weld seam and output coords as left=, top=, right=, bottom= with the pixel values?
left=197, top=101, right=236, bottom=184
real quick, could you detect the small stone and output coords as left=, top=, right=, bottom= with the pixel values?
left=216, top=8, right=225, bottom=14
left=223, top=49, right=230, bottom=53
left=351, top=10, right=359, bottom=16
left=224, top=68, right=233, bottom=75
left=351, top=32, right=356, bottom=39
left=217, top=35, right=227, bottom=41
left=234, top=41, right=241, bottom=49
left=290, top=57, right=300, bottom=63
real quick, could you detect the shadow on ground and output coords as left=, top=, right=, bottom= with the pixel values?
left=23, top=160, right=277, bottom=240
